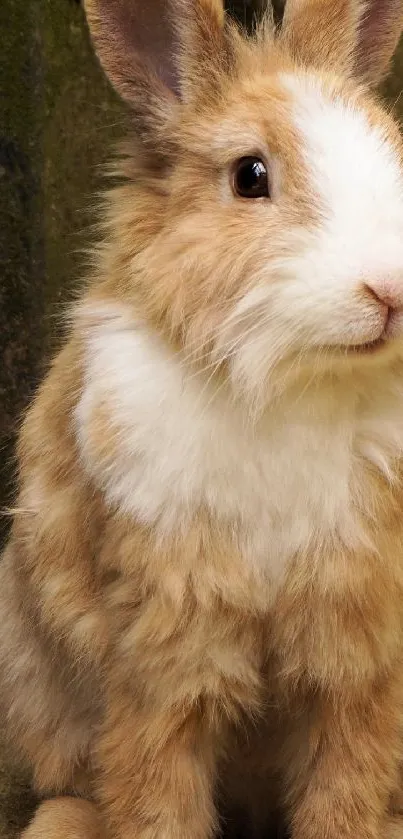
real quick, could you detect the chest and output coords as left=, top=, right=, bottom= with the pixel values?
left=75, top=315, right=403, bottom=580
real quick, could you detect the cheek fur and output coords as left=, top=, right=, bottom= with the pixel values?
left=217, top=76, right=403, bottom=397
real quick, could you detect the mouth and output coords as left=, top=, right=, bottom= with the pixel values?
left=320, top=335, right=389, bottom=358
left=344, top=335, right=387, bottom=355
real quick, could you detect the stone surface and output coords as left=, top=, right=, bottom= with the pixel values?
left=0, top=0, right=403, bottom=837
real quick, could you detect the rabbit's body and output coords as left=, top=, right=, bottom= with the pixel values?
left=3, top=0, right=403, bottom=837
left=4, top=271, right=403, bottom=836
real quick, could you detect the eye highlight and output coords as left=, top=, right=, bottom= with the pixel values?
left=232, top=156, right=270, bottom=199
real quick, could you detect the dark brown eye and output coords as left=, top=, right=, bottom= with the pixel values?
left=233, top=156, right=270, bottom=199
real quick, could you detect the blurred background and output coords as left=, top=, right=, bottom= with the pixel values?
left=1, top=0, right=403, bottom=835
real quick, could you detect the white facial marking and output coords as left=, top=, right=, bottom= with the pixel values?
left=218, top=74, right=403, bottom=399
left=281, top=73, right=403, bottom=337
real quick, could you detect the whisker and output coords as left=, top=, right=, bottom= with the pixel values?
left=179, top=303, right=269, bottom=378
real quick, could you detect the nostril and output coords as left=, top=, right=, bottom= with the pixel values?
left=362, top=282, right=402, bottom=311
left=363, top=283, right=388, bottom=308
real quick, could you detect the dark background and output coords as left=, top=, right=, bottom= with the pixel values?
left=1, top=0, right=403, bottom=835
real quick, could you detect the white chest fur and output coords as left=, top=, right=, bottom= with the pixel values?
left=75, top=304, right=403, bottom=583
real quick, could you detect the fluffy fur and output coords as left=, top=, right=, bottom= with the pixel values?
left=20, top=799, right=102, bottom=839
left=2, top=1, right=403, bottom=838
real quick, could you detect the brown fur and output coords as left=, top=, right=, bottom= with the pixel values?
left=282, top=0, right=403, bottom=84
left=20, top=798, right=102, bottom=839
left=3, top=1, right=403, bottom=838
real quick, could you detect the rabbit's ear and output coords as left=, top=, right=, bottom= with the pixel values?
left=353, top=0, right=403, bottom=85
left=281, top=0, right=403, bottom=86
left=84, top=0, right=226, bottom=134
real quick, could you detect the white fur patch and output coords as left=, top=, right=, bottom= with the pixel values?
left=216, top=74, right=403, bottom=404
left=281, top=73, right=403, bottom=332
left=75, top=303, right=403, bottom=591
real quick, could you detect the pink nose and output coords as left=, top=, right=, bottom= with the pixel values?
left=364, top=279, right=403, bottom=310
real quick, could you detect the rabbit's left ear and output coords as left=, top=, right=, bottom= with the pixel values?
left=281, top=0, right=403, bottom=86
left=83, top=0, right=228, bottom=140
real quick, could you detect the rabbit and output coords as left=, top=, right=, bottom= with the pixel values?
left=3, top=0, right=403, bottom=837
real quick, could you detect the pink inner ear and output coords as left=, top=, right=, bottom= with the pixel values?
left=122, top=1, right=181, bottom=95
left=356, top=0, right=403, bottom=82
left=358, top=1, right=390, bottom=55
left=95, top=0, right=182, bottom=97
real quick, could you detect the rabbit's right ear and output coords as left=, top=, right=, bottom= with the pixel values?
left=84, top=0, right=226, bottom=136
left=281, top=0, right=403, bottom=86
